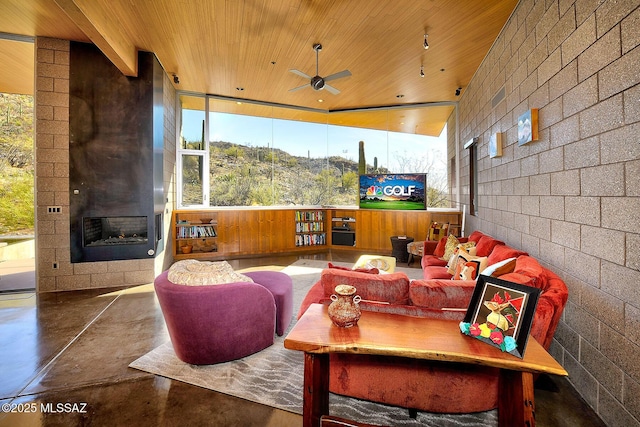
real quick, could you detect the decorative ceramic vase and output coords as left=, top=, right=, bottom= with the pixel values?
left=328, top=284, right=361, bottom=327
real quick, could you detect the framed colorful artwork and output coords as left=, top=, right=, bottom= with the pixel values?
left=517, top=108, right=538, bottom=146
left=489, top=132, right=503, bottom=158
left=459, top=275, right=540, bottom=358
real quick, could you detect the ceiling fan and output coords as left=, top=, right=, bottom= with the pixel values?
left=289, top=44, right=351, bottom=95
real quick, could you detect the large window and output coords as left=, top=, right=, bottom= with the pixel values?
left=177, top=95, right=451, bottom=208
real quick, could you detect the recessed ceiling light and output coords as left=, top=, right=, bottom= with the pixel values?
left=236, top=101, right=242, bottom=105
left=440, top=69, right=445, bottom=72
left=396, top=94, right=404, bottom=98
left=318, top=99, right=323, bottom=103
left=236, top=87, right=244, bottom=91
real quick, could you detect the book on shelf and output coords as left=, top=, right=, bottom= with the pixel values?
left=295, top=233, right=326, bottom=246
left=177, top=225, right=217, bottom=238
left=295, top=210, right=324, bottom=222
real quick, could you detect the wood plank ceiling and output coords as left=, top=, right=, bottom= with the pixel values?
left=0, top=0, right=517, bottom=136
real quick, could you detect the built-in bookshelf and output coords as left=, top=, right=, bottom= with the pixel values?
left=173, top=211, right=218, bottom=258
left=294, top=210, right=326, bottom=247
left=331, top=212, right=356, bottom=246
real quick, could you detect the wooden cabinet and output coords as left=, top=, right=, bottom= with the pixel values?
left=171, top=208, right=461, bottom=260
left=330, top=211, right=356, bottom=247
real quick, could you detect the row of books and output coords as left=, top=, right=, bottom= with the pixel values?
left=177, top=225, right=217, bottom=238
left=295, top=233, right=326, bottom=247
left=295, top=210, right=324, bottom=222
left=295, top=222, right=324, bottom=232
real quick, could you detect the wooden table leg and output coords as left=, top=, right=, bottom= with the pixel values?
left=303, top=352, right=330, bottom=427
left=498, top=369, right=536, bottom=427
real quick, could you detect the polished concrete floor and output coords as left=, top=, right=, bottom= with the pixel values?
left=0, top=251, right=606, bottom=427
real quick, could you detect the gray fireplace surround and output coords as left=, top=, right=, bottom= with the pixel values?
left=69, top=42, right=164, bottom=263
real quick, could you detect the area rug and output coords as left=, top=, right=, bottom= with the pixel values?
left=130, top=259, right=497, bottom=426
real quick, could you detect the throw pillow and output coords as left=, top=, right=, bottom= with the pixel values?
left=457, top=262, right=481, bottom=281
left=474, top=235, right=505, bottom=257
left=441, top=234, right=460, bottom=261
left=168, top=260, right=254, bottom=286
left=433, top=236, right=448, bottom=258
left=328, top=262, right=379, bottom=274
left=446, top=244, right=478, bottom=275
left=452, top=251, right=488, bottom=280
left=481, top=257, right=517, bottom=277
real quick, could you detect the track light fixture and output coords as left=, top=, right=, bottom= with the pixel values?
left=423, top=34, right=429, bottom=50
left=172, top=74, right=179, bottom=84
left=420, top=65, right=425, bottom=78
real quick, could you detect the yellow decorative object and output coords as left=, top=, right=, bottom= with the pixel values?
left=487, top=312, right=509, bottom=331
left=479, top=323, right=492, bottom=338
left=442, top=234, right=460, bottom=261
left=353, top=255, right=396, bottom=273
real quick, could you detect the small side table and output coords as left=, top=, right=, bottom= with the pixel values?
left=390, top=236, right=413, bottom=264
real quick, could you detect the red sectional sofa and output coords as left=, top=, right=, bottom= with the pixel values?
left=298, top=231, right=568, bottom=413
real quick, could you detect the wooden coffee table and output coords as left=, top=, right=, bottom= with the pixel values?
left=284, top=303, right=567, bottom=427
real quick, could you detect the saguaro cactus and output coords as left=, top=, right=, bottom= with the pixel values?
left=358, top=140, right=366, bottom=175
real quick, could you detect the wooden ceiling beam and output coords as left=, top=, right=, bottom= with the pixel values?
left=53, top=0, right=137, bottom=76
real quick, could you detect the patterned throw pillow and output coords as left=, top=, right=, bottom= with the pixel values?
left=168, top=260, right=254, bottom=286
left=452, top=251, right=488, bottom=280
left=446, top=244, right=478, bottom=275
left=441, top=234, right=460, bottom=261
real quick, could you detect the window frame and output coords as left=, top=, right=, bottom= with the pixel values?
left=176, top=93, right=456, bottom=209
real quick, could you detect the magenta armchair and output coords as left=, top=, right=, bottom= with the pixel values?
left=154, top=270, right=276, bottom=365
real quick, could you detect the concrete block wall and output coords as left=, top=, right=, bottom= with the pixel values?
left=457, top=1, right=640, bottom=425
left=35, top=37, right=176, bottom=292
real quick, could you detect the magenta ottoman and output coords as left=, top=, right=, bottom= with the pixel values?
left=244, top=271, right=293, bottom=336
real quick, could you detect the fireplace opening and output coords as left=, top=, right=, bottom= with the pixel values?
left=83, top=216, right=148, bottom=247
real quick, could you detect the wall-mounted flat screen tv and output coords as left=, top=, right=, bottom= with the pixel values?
left=359, top=174, right=427, bottom=210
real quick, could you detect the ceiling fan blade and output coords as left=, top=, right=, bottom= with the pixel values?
left=324, top=84, right=340, bottom=95
left=289, top=69, right=312, bottom=79
left=289, top=83, right=309, bottom=92
left=323, top=69, right=351, bottom=82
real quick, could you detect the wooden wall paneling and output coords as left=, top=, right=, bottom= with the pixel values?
left=354, top=210, right=378, bottom=251
left=240, top=210, right=259, bottom=255
left=264, top=209, right=293, bottom=252
left=375, top=211, right=393, bottom=252
left=285, top=210, right=298, bottom=251
left=410, top=211, right=432, bottom=241
left=373, top=211, right=388, bottom=251
left=218, top=210, right=240, bottom=254
left=388, top=211, right=403, bottom=248
left=410, top=211, right=430, bottom=241
left=256, top=210, right=268, bottom=253
left=172, top=208, right=460, bottom=259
